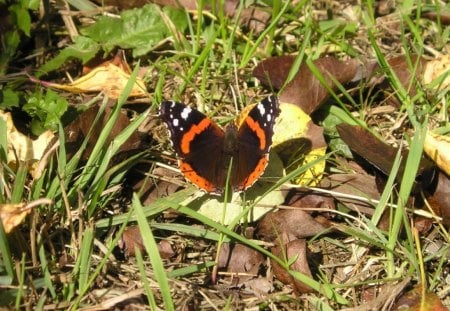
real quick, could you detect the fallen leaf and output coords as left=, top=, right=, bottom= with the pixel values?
left=256, top=208, right=330, bottom=243
left=34, top=58, right=148, bottom=99
left=427, top=172, right=450, bottom=226
left=424, top=131, right=450, bottom=176
left=393, top=284, right=447, bottom=311
left=422, top=54, right=450, bottom=91
left=318, top=173, right=381, bottom=216
left=0, top=199, right=52, bottom=234
left=118, top=225, right=175, bottom=259
left=0, top=203, right=30, bottom=234
left=374, top=55, right=427, bottom=107
left=253, top=56, right=359, bottom=114
left=336, top=124, right=437, bottom=194
left=0, top=110, right=55, bottom=178
left=218, top=243, right=264, bottom=285
left=271, top=239, right=314, bottom=293
left=64, top=105, right=143, bottom=162
left=272, top=102, right=327, bottom=186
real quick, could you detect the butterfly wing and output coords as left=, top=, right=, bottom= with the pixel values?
left=160, top=101, right=225, bottom=193
left=233, top=95, right=280, bottom=191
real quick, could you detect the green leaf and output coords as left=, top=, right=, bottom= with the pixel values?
left=0, top=88, right=21, bottom=109
left=23, top=89, right=68, bottom=135
left=81, top=4, right=188, bottom=57
left=38, top=36, right=99, bottom=76
left=15, top=6, right=31, bottom=36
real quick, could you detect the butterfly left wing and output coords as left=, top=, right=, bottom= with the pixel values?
left=159, top=101, right=226, bottom=193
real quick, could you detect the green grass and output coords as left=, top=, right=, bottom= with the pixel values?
left=1, top=0, right=449, bottom=309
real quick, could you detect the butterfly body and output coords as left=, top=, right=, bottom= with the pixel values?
left=160, top=95, right=279, bottom=195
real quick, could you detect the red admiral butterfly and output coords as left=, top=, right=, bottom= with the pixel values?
left=160, top=95, right=280, bottom=195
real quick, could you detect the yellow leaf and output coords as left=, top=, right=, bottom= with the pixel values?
left=272, top=103, right=327, bottom=186
left=0, top=111, right=55, bottom=178
left=0, top=203, right=30, bottom=233
left=423, top=54, right=450, bottom=91
left=424, top=131, right=450, bottom=176
left=37, top=63, right=148, bottom=99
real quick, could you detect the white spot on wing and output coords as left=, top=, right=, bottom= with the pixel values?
left=181, top=107, right=192, bottom=120
left=257, top=103, right=265, bottom=116
left=267, top=114, right=272, bottom=122
left=173, top=118, right=179, bottom=127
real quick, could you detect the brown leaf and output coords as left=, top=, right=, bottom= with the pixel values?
left=64, top=105, right=143, bottom=162
left=128, top=166, right=184, bottom=206
left=218, top=243, right=264, bottom=284
left=336, top=124, right=437, bottom=194
left=427, top=172, right=450, bottom=226
left=393, top=284, right=447, bottom=311
left=271, top=239, right=314, bottom=293
left=319, top=173, right=381, bottom=215
left=119, top=226, right=145, bottom=257
left=253, top=56, right=359, bottom=114
left=375, top=55, right=427, bottom=107
left=118, top=225, right=175, bottom=259
left=422, top=11, right=450, bottom=25
left=257, top=208, right=330, bottom=244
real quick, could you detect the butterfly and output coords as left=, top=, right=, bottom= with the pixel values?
left=160, top=95, right=279, bottom=194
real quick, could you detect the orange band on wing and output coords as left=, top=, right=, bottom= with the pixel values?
left=180, top=118, right=212, bottom=154
left=245, top=116, right=266, bottom=150
left=241, top=156, right=268, bottom=189
left=179, top=161, right=216, bottom=192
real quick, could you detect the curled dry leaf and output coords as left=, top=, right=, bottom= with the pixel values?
left=218, top=243, right=264, bottom=284
left=34, top=57, right=148, bottom=99
left=0, top=110, right=55, bottom=178
left=271, top=239, right=314, bottom=293
left=0, top=203, right=30, bottom=234
left=253, top=56, right=359, bottom=114
left=0, top=199, right=52, bottom=233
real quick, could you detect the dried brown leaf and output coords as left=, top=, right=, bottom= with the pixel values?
left=218, top=243, right=264, bottom=284
left=271, top=239, right=314, bottom=293
left=119, top=225, right=175, bottom=259
left=393, top=284, right=448, bottom=311
left=64, top=105, right=143, bottom=162
left=336, top=124, right=437, bottom=193
left=257, top=208, right=330, bottom=244
left=253, top=56, right=359, bottom=114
